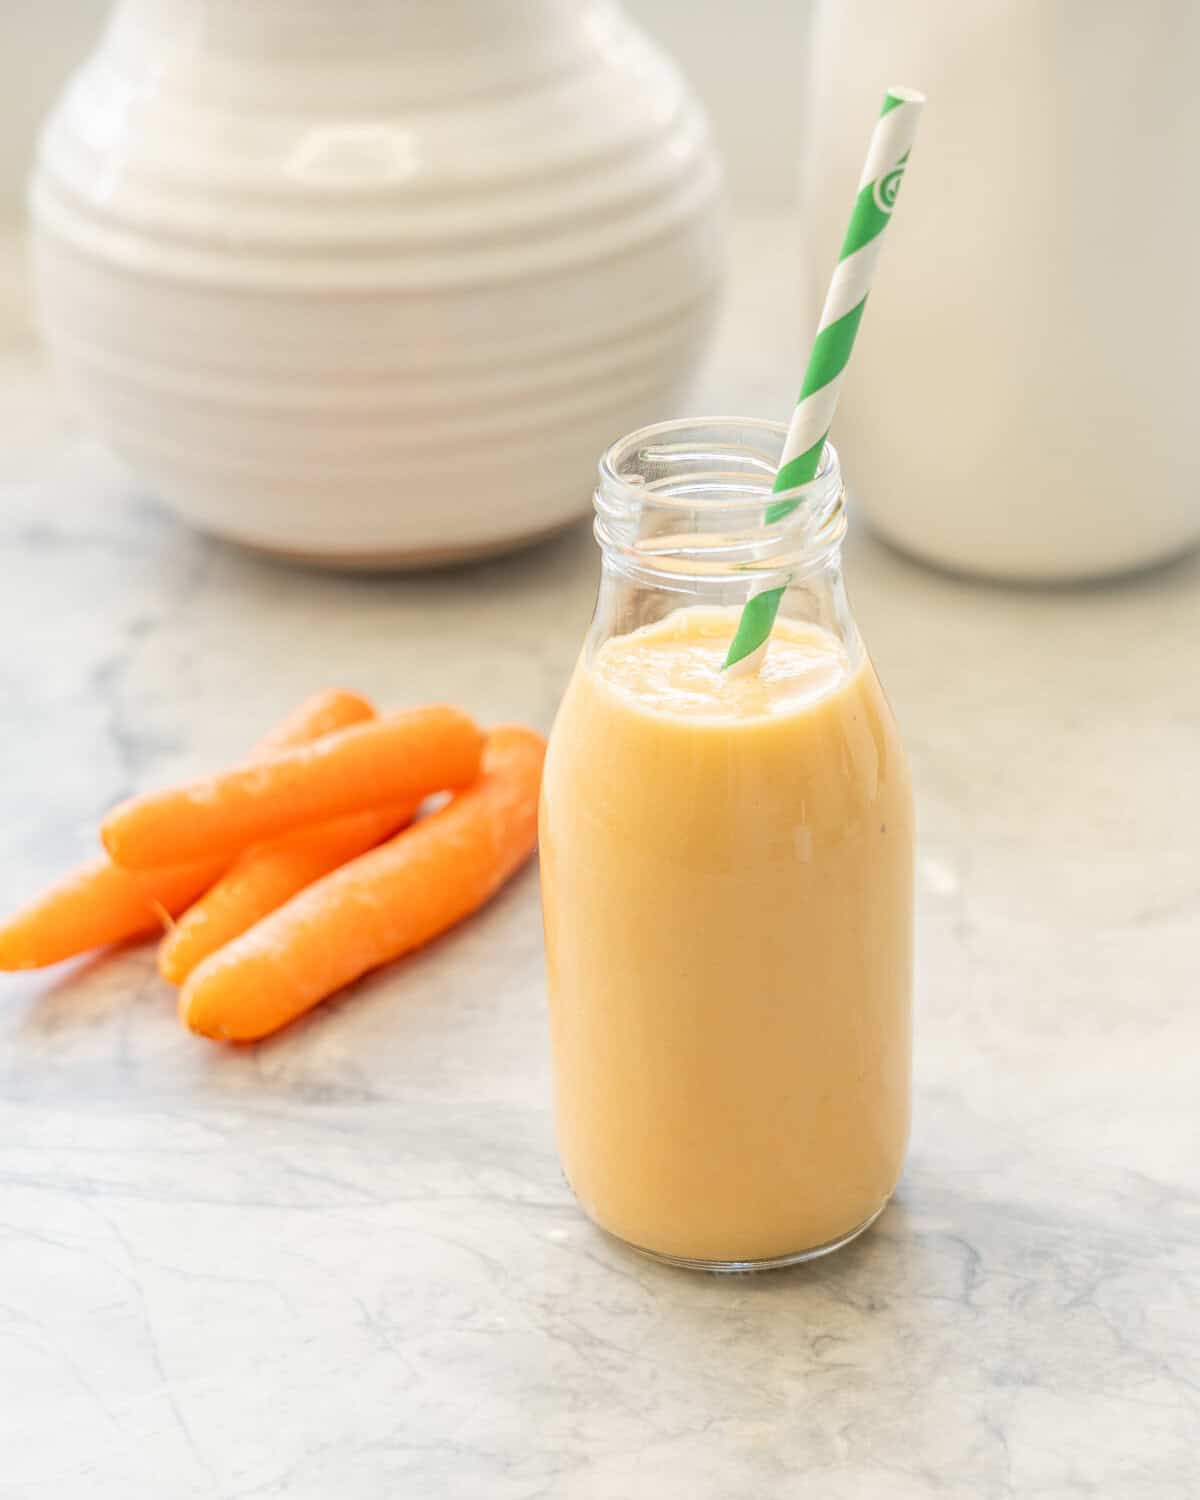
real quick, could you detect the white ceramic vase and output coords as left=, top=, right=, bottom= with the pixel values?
left=808, top=0, right=1200, bottom=581
left=30, top=0, right=725, bottom=565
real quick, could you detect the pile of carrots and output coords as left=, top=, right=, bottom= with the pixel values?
left=0, top=690, right=546, bottom=1041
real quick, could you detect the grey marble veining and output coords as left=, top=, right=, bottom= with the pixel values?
left=1, top=225, right=1198, bottom=1498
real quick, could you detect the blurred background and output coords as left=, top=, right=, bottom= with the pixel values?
left=0, top=0, right=810, bottom=218
left=9, top=0, right=1200, bottom=575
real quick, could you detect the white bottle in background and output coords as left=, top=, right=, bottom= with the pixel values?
left=808, top=0, right=1200, bottom=581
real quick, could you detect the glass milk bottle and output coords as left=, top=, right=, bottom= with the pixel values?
left=539, top=418, right=914, bottom=1271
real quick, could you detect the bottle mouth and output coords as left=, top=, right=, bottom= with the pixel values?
left=595, top=416, right=845, bottom=584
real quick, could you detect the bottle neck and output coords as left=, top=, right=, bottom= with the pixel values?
left=588, top=546, right=858, bottom=664
left=587, top=417, right=858, bottom=659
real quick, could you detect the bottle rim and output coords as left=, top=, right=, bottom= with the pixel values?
left=594, top=416, right=846, bottom=585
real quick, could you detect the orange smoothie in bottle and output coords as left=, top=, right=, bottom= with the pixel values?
left=539, top=419, right=914, bottom=1269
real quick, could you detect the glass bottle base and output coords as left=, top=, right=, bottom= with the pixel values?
left=599, top=1199, right=890, bottom=1274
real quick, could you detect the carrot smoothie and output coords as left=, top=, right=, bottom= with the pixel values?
left=539, top=605, right=913, bottom=1266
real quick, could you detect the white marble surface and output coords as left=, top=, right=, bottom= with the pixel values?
left=1, top=222, right=1198, bottom=1498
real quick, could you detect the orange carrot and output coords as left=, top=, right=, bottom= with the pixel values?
left=0, top=688, right=375, bottom=971
left=158, top=802, right=415, bottom=985
left=102, top=705, right=483, bottom=870
left=254, top=689, right=376, bottom=751
left=180, top=725, right=545, bottom=1041
left=0, top=856, right=227, bottom=971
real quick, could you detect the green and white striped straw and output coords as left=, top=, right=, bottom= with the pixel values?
left=724, top=85, right=925, bottom=675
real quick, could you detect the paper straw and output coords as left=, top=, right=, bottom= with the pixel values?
left=724, top=85, right=925, bottom=675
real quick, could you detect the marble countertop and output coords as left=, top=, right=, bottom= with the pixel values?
left=2, top=223, right=1198, bottom=1499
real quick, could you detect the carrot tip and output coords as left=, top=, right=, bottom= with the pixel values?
left=158, top=947, right=186, bottom=987
left=178, top=989, right=209, bottom=1038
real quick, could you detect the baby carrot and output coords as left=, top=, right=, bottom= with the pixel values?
left=179, top=725, right=546, bottom=1041
left=102, top=706, right=483, bottom=870
left=0, top=856, right=226, bottom=971
left=255, top=689, right=376, bottom=750
left=0, top=688, right=375, bottom=971
left=158, top=802, right=416, bottom=985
